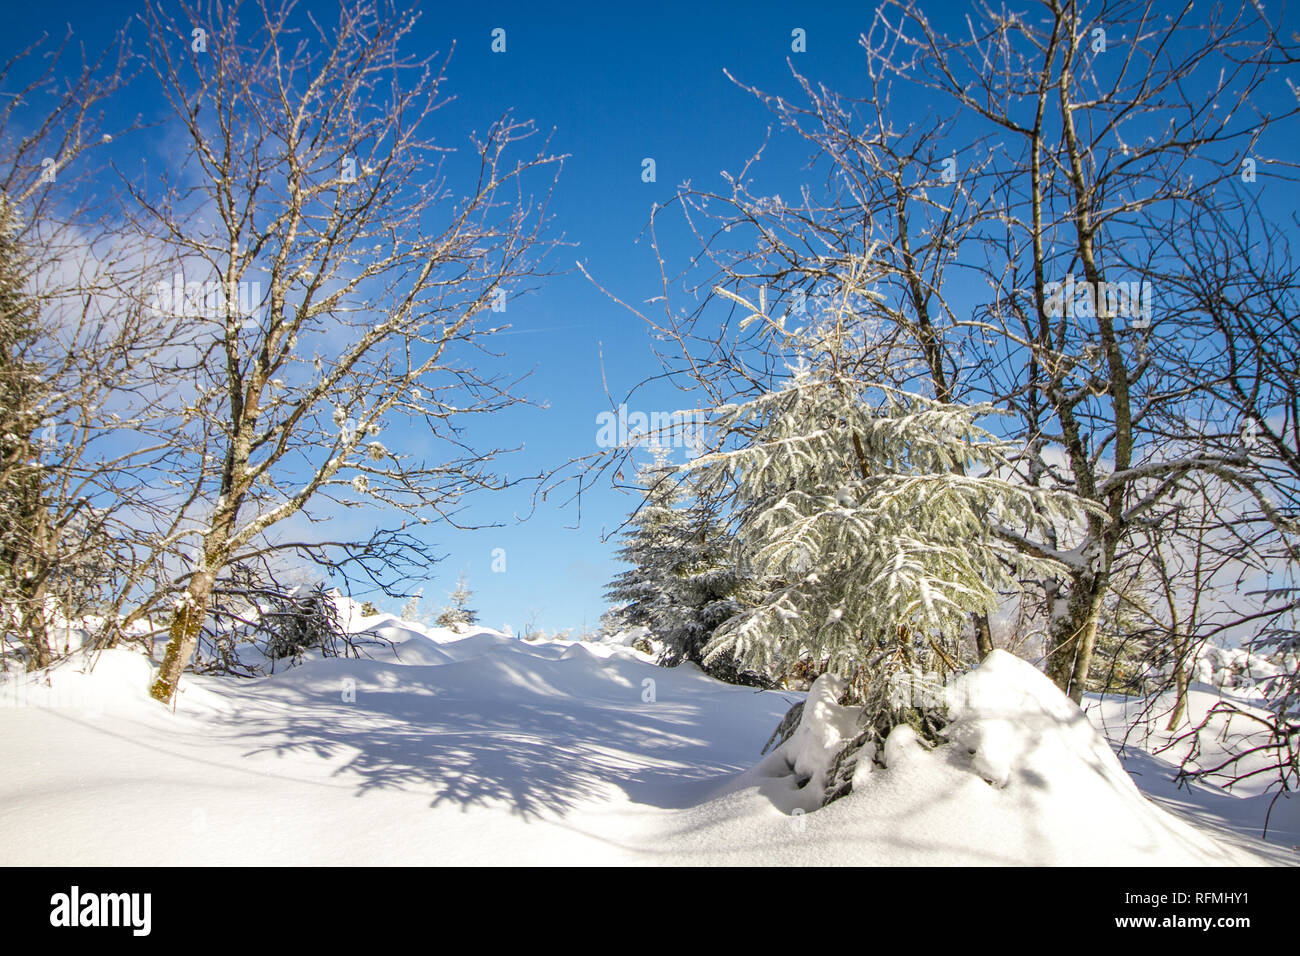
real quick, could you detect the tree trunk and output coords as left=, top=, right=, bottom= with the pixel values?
left=1045, top=572, right=1106, bottom=704
left=151, top=439, right=244, bottom=704
left=1166, top=637, right=1189, bottom=731
left=973, top=612, right=994, bottom=660
left=149, top=568, right=215, bottom=704
left=19, top=597, right=51, bottom=671
left=9, top=456, right=53, bottom=671
left=15, top=521, right=52, bottom=671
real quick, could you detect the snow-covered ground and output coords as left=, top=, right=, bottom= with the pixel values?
left=0, top=609, right=1294, bottom=865
left=1087, top=684, right=1299, bottom=860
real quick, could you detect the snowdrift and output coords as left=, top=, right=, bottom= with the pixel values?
left=0, top=615, right=1288, bottom=865
left=675, top=651, right=1284, bottom=865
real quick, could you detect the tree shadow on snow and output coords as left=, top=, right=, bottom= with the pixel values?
left=208, top=653, right=788, bottom=820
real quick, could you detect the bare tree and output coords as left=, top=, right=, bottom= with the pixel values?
left=1151, top=195, right=1300, bottom=819
left=0, top=24, right=179, bottom=670
left=129, top=0, right=563, bottom=704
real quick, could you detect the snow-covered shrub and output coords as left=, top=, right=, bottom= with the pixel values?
left=196, top=571, right=356, bottom=675
left=1144, top=640, right=1290, bottom=699
left=762, top=673, right=865, bottom=808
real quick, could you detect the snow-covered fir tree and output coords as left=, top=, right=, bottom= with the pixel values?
left=604, top=446, right=759, bottom=681
left=651, top=497, right=759, bottom=679
left=681, top=280, right=1094, bottom=750
left=603, top=445, right=689, bottom=633
left=400, top=588, right=424, bottom=622
left=661, top=506, right=732, bottom=655
left=435, top=572, right=479, bottom=632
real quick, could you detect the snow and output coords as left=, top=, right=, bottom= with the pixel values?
left=1152, top=642, right=1290, bottom=695
left=881, top=723, right=923, bottom=770
left=757, top=672, right=860, bottom=809
left=0, top=616, right=1292, bottom=865
left=1087, top=681, right=1299, bottom=857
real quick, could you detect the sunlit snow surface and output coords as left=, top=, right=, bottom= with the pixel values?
left=0, top=612, right=1293, bottom=865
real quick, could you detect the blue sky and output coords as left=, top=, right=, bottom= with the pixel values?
left=388, top=1, right=881, bottom=632
left=8, top=0, right=882, bottom=631
left=6, top=0, right=1298, bottom=633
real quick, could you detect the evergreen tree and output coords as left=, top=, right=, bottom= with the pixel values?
left=400, top=588, right=424, bottom=623
left=682, top=289, right=1092, bottom=747
left=605, top=446, right=763, bottom=683
left=435, top=573, right=478, bottom=632
left=650, top=499, right=765, bottom=683
left=603, top=446, right=690, bottom=634
left=1089, top=569, right=1159, bottom=695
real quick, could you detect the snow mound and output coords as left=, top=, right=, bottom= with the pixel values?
left=1086, top=680, right=1298, bottom=852
left=757, top=673, right=861, bottom=810
left=0, top=648, right=148, bottom=716
left=677, top=650, right=1277, bottom=865
left=813, top=650, right=1266, bottom=864
left=944, top=649, right=1134, bottom=791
